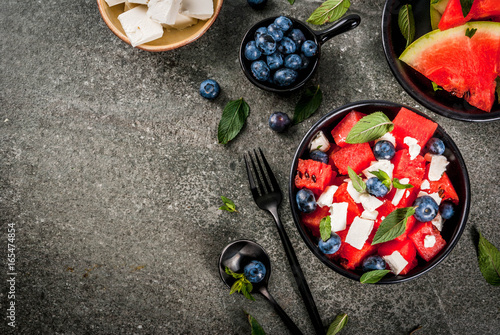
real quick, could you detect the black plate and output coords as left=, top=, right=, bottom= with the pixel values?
left=382, top=0, right=500, bottom=122
left=289, top=100, right=470, bottom=284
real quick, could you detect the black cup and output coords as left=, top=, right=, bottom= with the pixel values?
left=239, top=15, right=361, bottom=93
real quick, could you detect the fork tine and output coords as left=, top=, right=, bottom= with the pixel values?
left=253, top=149, right=271, bottom=193
left=258, top=148, right=280, bottom=193
left=247, top=151, right=265, bottom=197
left=244, top=154, right=260, bottom=198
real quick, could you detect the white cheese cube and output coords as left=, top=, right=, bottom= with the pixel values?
left=418, top=191, right=442, bottom=206
left=147, top=0, right=182, bottom=25
left=404, top=136, right=421, bottom=160
left=346, top=180, right=362, bottom=203
left=391, top=178, right=409, bottom=206
left=118, top=6, right=164, bottom=47
left=432, top=213, right=443, bottom=231
left=308, top=130, right=331, bottom=152
left=363, top=159, right=394, bottom=180
left=317, top=185, right=338, bottom=208
left=420, top=179, right=430, bottom=190
left=361, top=209, right=378, bottom=221
left=129, top=0, right=149, bottom=4
left=383, top=251, right=408, bottom=275
left=359, top=193, right=384, bottom=212
left=330, top=202, right=349, bottom=232
left=424, top=235, right=436, bottom=248
left=106, top=0, right=125, bottom=6
left=167, top=13, right=198, bottom=30
left=345, top=217, right=374, bottom=250
left=124, top=1, right=140, bottom=11
left=180, top=0, right=214, bottom=20
left=376, top=132, right=396, bottom=146
left=428, top=155, right=449, bottom=181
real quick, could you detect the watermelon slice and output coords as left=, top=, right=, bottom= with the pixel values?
left=330, top=142, right=376, bottom=175
left=424, top=167, right=460, bottom=204
left=438, top=0, right=500, bottom=31
left=295, top=159, right=335, bottom=195
left=378, top=239, right=418, bottom=275
left=337, top=230, right=377, bottom=270
left=391, top=107, right=438, bottom=150
left=392, top=149, right=426, bottom=188
left=330, top=110, right=366, bottom=147
left=400, top=22, right=500, bottom=112
left=408, top=222, right=447, bottom=262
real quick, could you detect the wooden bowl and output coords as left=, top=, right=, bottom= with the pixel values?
left=97, top=0, right=224, bottom=52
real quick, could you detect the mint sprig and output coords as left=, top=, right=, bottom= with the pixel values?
left=320, top=216, right=332, bottom=242
left=360, top=269, right=390, bottom=284
left=345, top=112, right=394, bottom=144
left=225, top=267, right=255, bottom=301
left=219, top=196, right=238, bottom=212
left=293, top=85, right=323, bottom=124
left=370, top=169, right=391, bottom=189
left=245, top=311, right=266, bottom=335
left=372, top=207, right=416, bottom=245
left=431, top=81, right=442, bottom=92
left=218, top=98, right=250, bottom=145
left=348, top=166, right=366, bottom=193
left=465, top=27, right=477, bottom=38
left=307, top=0, right=351, bottom=26
left=327, top=313, right=348, bottom=335
left=477, top=231, right=500, bottom=286
left=287, top=0, right=295, bottom=4
left=398, top=4, right=415, bottom=48
left=393, top=178, right=414, bottom=190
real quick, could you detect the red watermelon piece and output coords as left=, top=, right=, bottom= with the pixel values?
left=301, top=206, right=330, bottom=237
left=408, top=222, right=447, bottom=262
left=438, top=0, right=500, bottom=31
left=337, top=230, right=377, bottom=270
left=295, top=159, right=334, bottom=195
left=392, top=149, right=426, bottom=188
left=332, top=183, right=363, bottom=225
left=330, top=110, right=366, bottom=147
left=395, top=216, right=417, bottom=242
left=391, top=107, right=438, bottom=150
left=378, top=239, right=418, bottom=275
left=424, top=167, right=460, bottom=205
left=330, top=142, right=375, bottom=175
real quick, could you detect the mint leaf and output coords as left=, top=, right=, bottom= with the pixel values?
left=431, top=81, right=442, bottom=91
left=398, top=4, right=415, bottom=47
left=225, top=266, right=256, bottom=300
left=372, top=207, right=416, bottom=245
left=348, top=166, right=366, bottom=193
left=320, top=216, right=332, bottom=242
left=477, top=231, right=500, bottom=286
left=287, top=0, right=295, bottom=4
left=460, top=0, right=474, bottom=17
left=219, top=196, right=238, bottom=212
left=360, top=270, right=390, bottom=284
left=327, top=313, right=348, bottom=335
left=370, top=169, right=391, bottom=188
left=345, top=112, right=394, bottom=144
left=245, top=312, right=267, bottom=335
left=293, top=85, right=323, bottom=124
left=307, top=0, right=351, bottom=26
left=218, top=98, right=250, bottom=144
left=393, top=178, right=414, bottom=189
left=465, top=27, right=477, bottom=38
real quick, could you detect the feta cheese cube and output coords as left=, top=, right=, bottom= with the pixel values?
left=124, top=0, right=140, bottom=11
left=432, top=213, right=443, bottom=231
left=317, top=185, right=338, bottom=208
left=383, top=251, right=408, bottom=275
left=424, top=235, right=436, bottom=248
left=180, top=0, right=214, bottom=20
left=418, top=191, right=442, bottom=205
left=363, top=159, right=394, bottom=180
left=359, top=193, right=384, bottom=212
left=428, top=155, right=449, bottom=181
left=345, top=217, right=374, bottom=250
left=420, top=179, right=430, bottom=190
left=308, top=130, right=331, bottom=152
left=376, top=132, right=396, bottom=146
left=106, top=0, right=125, bottom=6
left=147, top=0, right=182, bottom=25
left=118, top=6, right=164, bottom=47
left=391, top=178, right=409, bottom=206
left=330, top=202, right=349, bottom=232
left=167, top=13, right=198, bottom=30
left=404, top=137, right=421, bottom=160
left=361, top=209, right=378, bottom=220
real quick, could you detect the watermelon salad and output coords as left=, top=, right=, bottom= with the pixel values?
left=293, top=107, right=460, bottom=278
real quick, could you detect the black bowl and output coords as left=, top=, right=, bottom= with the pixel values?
left=382, top=0, right=500, bottom=122
left=289, top=100, right=470, bottom=284
left=239, top=15, right=360, bottom=93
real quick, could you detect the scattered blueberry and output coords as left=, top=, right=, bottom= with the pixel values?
left=278, top=37, right=297, bottom=55
left=273, top=68, right=298, bottom=86
left=251, top=60, right=271, bottom=81
left=284, top=54, right=302, bottom=70
left=413, top=196, right=439, bottom=222
left=269, top=112, right=291, bottom=132
left=440, top=202, right=455, bottom=220
left=296, top=188, right=317, bottom=213
left=255, top=33, right=277, bottom=55
left=373, top=140, right=396, bottom=160
left=288, top=28, right=306, bottom=47
left=266, top=52, right=284, bottom=71
left=318, top=233, right=341, bottom=255
left=426, top=137, right=445, bottom=155
left=199, top=79, right=220, bottom=100
left=244, top=41, right=262, bottom=61
left=274, top=16, right=293, bottom=32
left=254, top=27, right=268, bottom=40
left=243, top=260, right=266, bottom=283
left=301, top=40, right=318, bottom=57
left=362, top=255, right=386, bottom=272
left=247, top=0, right=267, bottom=10
left=299, top=53, right=311, bottom=70
left=267, top=24, right=284, bottom=42
left=309, top=150, right=328, bottom=164
left=366, top=177, right=389, bottom=198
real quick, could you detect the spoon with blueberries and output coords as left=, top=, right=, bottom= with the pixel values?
left=218, top=240, right=304, bottom=335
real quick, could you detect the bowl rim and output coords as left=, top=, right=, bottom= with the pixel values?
left=381, top=0, right=500, bottom=122
left=96, top=0, right=224, bottom=52
left=288, top=100, right=471, bottom=284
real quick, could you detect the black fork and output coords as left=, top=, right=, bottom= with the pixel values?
left=245, top=148, right=325, bottom=335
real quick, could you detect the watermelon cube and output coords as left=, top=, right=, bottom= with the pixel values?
left=337, top=230, right=377, bottom=270
left=295, top=159, right=335, bottom=195
left=408, top=222, right=446, bottom=262
left=373, top=200, right=396, bottom=230
left=333, top=183, right=363, bottom=225
left=330, top=110, right=366, bottom=147
left=392, top=149, right=426, bottom=188
left=378, top=239, right=418, bottom=275
left=301, top=206, right=330, bottom=238
left=330, top=142, right=376, bottom=175
left=391, top=107, right=438, bottom=150
left=424, top=167, right=459, bottom=205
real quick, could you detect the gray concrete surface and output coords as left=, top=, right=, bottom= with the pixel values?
left=1, top=0, right=499, bottom=334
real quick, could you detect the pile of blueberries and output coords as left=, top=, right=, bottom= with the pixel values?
left=244, top=16, right=318, bottom=87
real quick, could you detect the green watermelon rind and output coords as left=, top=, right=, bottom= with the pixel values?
left=430, top=0, right=450, bottom=30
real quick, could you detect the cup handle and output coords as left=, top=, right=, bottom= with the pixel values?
left=314, top=14, right=361, bottom=45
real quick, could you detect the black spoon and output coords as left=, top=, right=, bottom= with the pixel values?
left=218, top=240, right=304, bottom=335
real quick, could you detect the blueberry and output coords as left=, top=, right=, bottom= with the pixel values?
left=244, top=41, right=262, bottom=61
left=266, top=52, right=284, bottom=71
left=254, top=27, right=268, bottom=40
left=268, top=112, right=291, bottom=132
left=250, top=60, right=270, bottom=81
left=413, top=196, right=439, bottom=222
left=373, top=140, right=396, bottom=160
left=247, top=0, right=267, bottom=9
left=362, top=255, right=386, bottom=272
left=273, top=68, right=298, bottom=87
left=309, top=150, right=328, bottom=164
left=274, top=16, right=293, bottom=32
left=267, top=24, right=284, bottom=42
left=284, top=54, right=302, bottom=70
left=301, top=40, right=318, bottom=57
left=299, top=53, right=311, bottom=69
left=440, top=202, right=455, bottom=220
left=199, top=79, right=220, bottom=100
left=278, top=37, right=297, bottom=55
left=366, top=177, right=389, bottom=197
left=296, top=188, right=316, bottom=213
left=318, top=233, right=341, bottom=255
left=243, top=260, right=266, bottom=283
left=255, top=33, right=277, bottom=56
left=288, top=29, right=306, bottom=47
left=426, top=137, right=445, bottom=155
